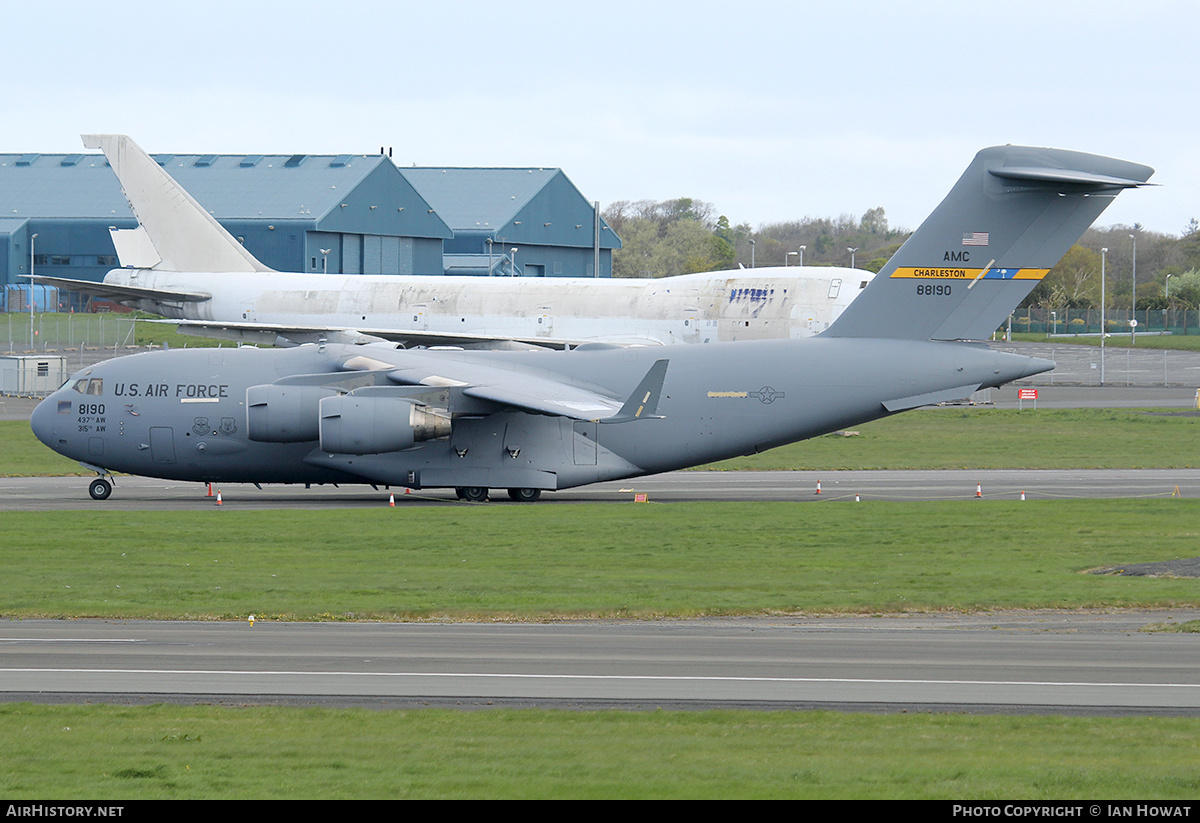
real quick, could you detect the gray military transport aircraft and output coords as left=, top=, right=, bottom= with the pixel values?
left=31, top=145, right=1152, bottom=501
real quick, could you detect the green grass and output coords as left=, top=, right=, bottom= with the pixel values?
left=709, top=406, right=1200, bottom=470
left=7, top=311, right=232, bottom=351
left=1010, top=331, right=1200, bottom=351
left=3, top=703, right=1199, bottom=799
left=0, top=420, right=89, bottom=475
left=4, top=500, right=1198, bottom=620
left=7, top=406, right=1200, bottom=477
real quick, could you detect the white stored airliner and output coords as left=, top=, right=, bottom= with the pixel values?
left=33, top=134, right=872, bottom=349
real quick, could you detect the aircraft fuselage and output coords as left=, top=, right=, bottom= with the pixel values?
left=32, top=339, right=1051, bottom=496
left=103, top=266, right=869, bottom=345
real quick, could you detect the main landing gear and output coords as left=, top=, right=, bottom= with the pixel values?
left=506, top=487, right=542, bottom=502
left=455, top=486, right=489, bottom=502
left=454, top=486, right=543, bottom=502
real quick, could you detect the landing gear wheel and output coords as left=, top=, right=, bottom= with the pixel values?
left=88, top=477, right=113, bottom=501
left=507, top=488, right=542, bottom=502
left=456, top=486, right=489, bottom=502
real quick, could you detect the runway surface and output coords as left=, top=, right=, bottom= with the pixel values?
left=3, top=468, right=1197, bottom=509
left=4, top=612, right=1200, bottom=714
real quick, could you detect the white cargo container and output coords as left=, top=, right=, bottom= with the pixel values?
left=0, top=355, right=67, bottom=396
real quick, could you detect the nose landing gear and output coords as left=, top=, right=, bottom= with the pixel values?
left=88, top=476, right=114, bottom=500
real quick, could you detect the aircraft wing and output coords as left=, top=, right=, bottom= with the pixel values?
left=379, top=354, right=668, bottom=421
left=154, top=318, right=665, bottom=351
left=28, top=275, right=210, bottom=303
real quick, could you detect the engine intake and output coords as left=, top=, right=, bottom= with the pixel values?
left=246, top=384, right=338, bottom=443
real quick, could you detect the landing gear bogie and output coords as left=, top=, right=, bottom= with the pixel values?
left=455, top=486, right=490, bottom=502
left=507, top=487, right=542, bottom=502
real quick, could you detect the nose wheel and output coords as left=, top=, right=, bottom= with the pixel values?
left=88, top=477, right=113, bottom=501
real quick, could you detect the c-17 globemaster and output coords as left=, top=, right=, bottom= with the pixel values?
left=31, top=134, right=872, bottom=349
left=32, top=145, right=1152, bottom=501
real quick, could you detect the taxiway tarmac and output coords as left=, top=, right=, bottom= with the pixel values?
left=4, top=612, right=1200, bottom=713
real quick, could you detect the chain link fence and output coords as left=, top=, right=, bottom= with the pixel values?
left=1005, top=307, right=1200, bottom=337
left=2, top=313, right=156, bottom=394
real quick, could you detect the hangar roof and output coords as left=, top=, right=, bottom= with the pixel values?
left=0, top=152, right=451, bottom=239
left=401, top=167, right=620, bottom=249
left=401, top=167, right=560, bottom=230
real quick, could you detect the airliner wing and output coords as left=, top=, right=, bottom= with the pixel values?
left=152, top=318, right=665, bottom=350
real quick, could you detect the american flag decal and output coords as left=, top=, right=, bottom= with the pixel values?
left=962, top=231, right=989, bottom=246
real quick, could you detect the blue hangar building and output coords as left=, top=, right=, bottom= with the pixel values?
left=0, top=148, right=621, bottom=311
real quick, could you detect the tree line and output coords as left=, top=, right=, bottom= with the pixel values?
left=603, top=199, right=903, bottom=278
left=604, top=198, right=1200, bottom=310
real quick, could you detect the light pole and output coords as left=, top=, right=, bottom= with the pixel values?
left=1051, top=310, right=1057, bottom=336
left=510, top=247, right=519, bottom=277
left=847, top=247, right=859, bottom=269
left=1100, top=247, right=1107, bottom=385
left=748, top=239, right=755, bottom=268
left=785, top=251, right=797, bottom=266
left=29, top=233, right=37, bottom=351
left=320, top=248, right=330, bottom=274
left=798, top=245, right=805, bottom=267
left=1129, top=233, right=1137, bottom=345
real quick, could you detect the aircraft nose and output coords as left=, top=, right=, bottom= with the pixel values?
left=30, top=393, right=62, bottom=448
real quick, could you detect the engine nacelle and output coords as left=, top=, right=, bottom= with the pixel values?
left=246, top=384, right=338, bottom=443
left=319, top=394, right=451, bottom=454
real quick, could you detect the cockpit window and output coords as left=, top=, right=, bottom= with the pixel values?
left=86, top=379, right=103, bottom=395
left=71, top=379, right=88, bottom=394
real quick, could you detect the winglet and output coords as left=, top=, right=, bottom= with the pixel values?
left=82, top=134, right=274, bottom=273
left=603, top=359, right=669, bottom=423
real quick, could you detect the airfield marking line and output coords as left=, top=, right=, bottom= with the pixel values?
left=0, top=643, right=146, bottom=647
left=3, top=668, right=1199, bottom=690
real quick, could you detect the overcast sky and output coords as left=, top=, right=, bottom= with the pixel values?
left=5, top=0, right=1194, bottom=237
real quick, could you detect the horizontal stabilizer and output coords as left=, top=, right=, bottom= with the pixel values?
left=108, top=226, right=161, bottom=270
left=28, top=275, right=209, bottom=303
left=988, top=166, right=1153, bottom=189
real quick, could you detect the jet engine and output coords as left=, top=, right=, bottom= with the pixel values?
left=318, top=394, right=451, bottom=454
left=246, top=384, right=338, bottom=443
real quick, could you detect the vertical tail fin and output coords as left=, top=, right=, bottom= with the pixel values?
left=823, top=145, right=1153, bottom=341
left=82, top=133, right=273, bottom=273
